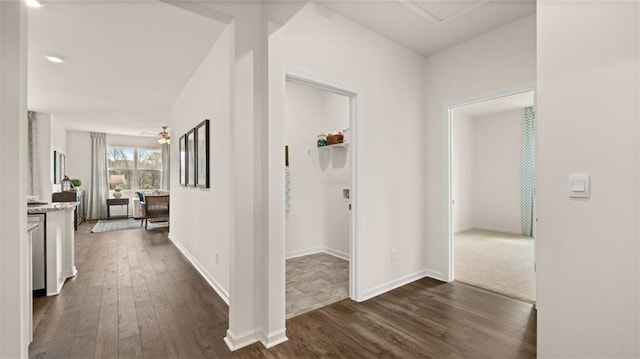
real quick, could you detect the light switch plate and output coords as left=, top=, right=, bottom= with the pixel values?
left=569, top=173, right=590, bottom=198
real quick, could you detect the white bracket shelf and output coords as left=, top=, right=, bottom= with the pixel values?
left=307, top=142, right=350, bottom=155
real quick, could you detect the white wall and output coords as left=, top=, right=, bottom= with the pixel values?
left=424, top=14, right=536, bottom=275
left=452, top=112, right=473, bottom=233
left=537, top=2, right=640, bottom=357
left=470, top=109, right=522, bottom=234
left=285, top=82, right=325, bottom=255
left=169, top=24, right=231, bottom=302
left=65, top=131, right=91, bottom=194
left=276, top=2, right=426, bottom=299
left=35, top=112, right=67, bottom=202
left=285, top=81, right=350, bottom=259
left=321, top=91, right=351, bottom=257
left=0, top=1, right=29, bottom=357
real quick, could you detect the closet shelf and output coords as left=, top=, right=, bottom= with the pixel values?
left=307, top=142, right=350, bottom=155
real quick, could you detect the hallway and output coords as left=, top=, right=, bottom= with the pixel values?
left=30, top=222, right=536, bottom=358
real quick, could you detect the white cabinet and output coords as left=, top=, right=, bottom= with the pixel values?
left=28, top=214, right=45, bottom=293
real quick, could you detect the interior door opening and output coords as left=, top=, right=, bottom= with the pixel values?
left=447, top=87, right=536, bottom=303
left=284, top=76, right=356, bottom=318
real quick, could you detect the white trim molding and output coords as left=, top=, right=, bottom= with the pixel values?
left=283, top=70, right=361, bottom=303
left=285, top=247, right=350, bottom=261
left=425, top=269, right=445, bottom=282
left=469, top=226, right=523, bottom=236
left=324, top=247, right=349, bottom=261
left=285, top=247, right=324, bottom=259
left=359, top=269, right=431, bottom=302
left=224, top=329, right=260, bottom=352
left=260, top=328, right=288, bottom=348
left=168, top=233, right=230, bottom=305
left=443, top=81, right=536, bottom=283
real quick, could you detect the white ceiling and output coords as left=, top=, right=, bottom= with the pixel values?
left=453, top=91, right=535, bottom=118
left=28, top=0, right=535, bottom=137
left=317, top=0, right=535, bottom=56
left=28, top=1, right=226, bottom=136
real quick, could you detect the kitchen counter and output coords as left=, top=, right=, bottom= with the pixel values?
left=27, top=202, right=77, bottom=214
left=27, top=222, right=39, bottom=233
left=27, top=203, right=77, bottom=295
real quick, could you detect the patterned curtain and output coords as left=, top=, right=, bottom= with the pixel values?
left=86, top=132, right=109, bottom=220
left=161, top=142, right=170, bottom=190
left=27, top=111, right=40, bottom=196
left=520, top=107, right=536, bottom=237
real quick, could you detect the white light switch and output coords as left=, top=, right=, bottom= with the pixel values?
left=571, top=180, right=585, bottom=192
left=569, top=173, right=590, bottom=198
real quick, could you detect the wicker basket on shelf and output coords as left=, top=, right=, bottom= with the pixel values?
left=326, top=133, right=344, bottom=145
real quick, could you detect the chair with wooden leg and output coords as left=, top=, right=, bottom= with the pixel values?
left=141, top=194, right=169, bottom=229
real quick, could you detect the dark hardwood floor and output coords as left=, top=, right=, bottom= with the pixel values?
left=30, top=221, right=536, bottom=358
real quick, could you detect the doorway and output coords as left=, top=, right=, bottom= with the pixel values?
left=284, top=76, right=355, bottom=318
left=446, top=85, right=536, bottom=302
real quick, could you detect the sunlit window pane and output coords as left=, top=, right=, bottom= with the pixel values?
left=138, top=170, right=161, bottom=189
left=107, top=147, right=134, bottom=169
left=106, top=146, right=162, bottom=190
left=138, top=149, right=162, bottom=170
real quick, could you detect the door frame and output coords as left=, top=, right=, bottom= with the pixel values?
left=284, top=71, right=361, bottom=300
left=443, top=81, right=536, bottom=283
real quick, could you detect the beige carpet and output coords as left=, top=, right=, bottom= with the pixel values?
left=454, top=229, right=535, bottom=302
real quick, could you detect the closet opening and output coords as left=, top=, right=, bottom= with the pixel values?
left=284, top=76, right=356, bottom=318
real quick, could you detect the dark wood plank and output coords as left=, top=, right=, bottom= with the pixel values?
left=30, top=220, right=536, bottom=359
left=117, top=285, right=142, bottom=358
left=135, top=299, right=169, bottom=358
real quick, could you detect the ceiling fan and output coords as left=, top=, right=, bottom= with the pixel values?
left=157, top=126, right=170, bottom=144
left=140, top=126, right=170, bottom=144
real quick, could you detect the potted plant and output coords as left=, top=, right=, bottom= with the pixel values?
left=71, top=178, right=82, bottom=190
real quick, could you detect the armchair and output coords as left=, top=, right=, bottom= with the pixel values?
left=141, top=194, right=169, bottom=229
left=134, top=191, right=145, bottom=219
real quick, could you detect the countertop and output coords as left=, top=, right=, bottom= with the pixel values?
left=27, top=202, right=77, bottom=214
left=27, top=222, right=39, bottom=233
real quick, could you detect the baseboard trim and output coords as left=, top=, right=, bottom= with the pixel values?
left=260, top=328, right=288, bottom=348
left=285, top=247, right=324, bottom=259
left=286, top=247, right=349, bottom=261
left=359, top=269, right=429, bottom=302
left=224, top=329, right=260, bottom=351
left=168, top=233, right=230, bottom=305
left=424, top=269, right=445, bottom=282
left=324, top=247, right=349, bottom=261
left=469, top=226, right=523, bottom=236
left=454, top=226, right=474, bottom=234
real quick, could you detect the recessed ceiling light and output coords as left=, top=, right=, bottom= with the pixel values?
left=26, top=0, right=44, bottom=8
left=44, top=55, right=65, bottom=64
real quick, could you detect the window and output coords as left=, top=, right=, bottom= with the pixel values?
left=107, top=147, right=162, bottom=190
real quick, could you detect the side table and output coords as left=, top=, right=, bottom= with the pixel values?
left=107, top=198, right=129, bottom=220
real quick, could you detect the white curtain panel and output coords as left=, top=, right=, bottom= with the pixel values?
left=27, top=111, right=40, bottom=196
left=86, top=132, right=109, bottom=220
left=161, top=142, right=170, bottom=190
